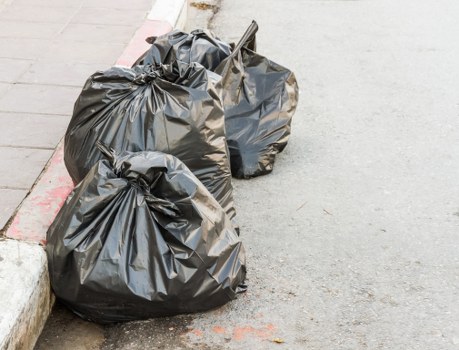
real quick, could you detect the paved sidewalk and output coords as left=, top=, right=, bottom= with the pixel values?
left=0, top=0, right=190, bottom=348
left=0, top=0, right=151, bottom=231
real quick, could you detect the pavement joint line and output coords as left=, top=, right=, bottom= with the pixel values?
left=0, top=110, right=71, bottom=116
left=2, top=81, right=83, bottom=88
left=0, top=0, right=188, bottom=348
left=0, top=186, right=30, bottom=191
left=0, top=145, right=56, bottom=150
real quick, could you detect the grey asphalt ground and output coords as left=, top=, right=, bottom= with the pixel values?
left=36, top=0, right=459, bottom=349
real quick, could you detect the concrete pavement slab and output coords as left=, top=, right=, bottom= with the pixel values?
left=0, top=21, right=63, bottom=39
left=0, top=189, right=27, bottom=229
left=0, top=82, right=10, bottom=95
left=0, top=84, right=80, bottom=115
left=0, top=147, right=53, bottom=189
left=0, top=58, right=32, bottom=83
left=0, top=112, right=70, bottom=148
left=81, top=0, right=152, bottom=10
left=39, top=41, right=125, bottom=64
left=59, top=23, right=138, bottom=45
left=9, top=0, right=82, bottom=8
left=0, top=5, right=78, bottom=23
left=17, top=61, right=105, bottom=87
left=70, top=8, right=148, bottom=26
left=0, top=38, right=51, bottom=60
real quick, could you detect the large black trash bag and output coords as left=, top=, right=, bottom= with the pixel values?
left=134, top=21, right=299, bottom=179
left=133, top=28, right=255, bottom=69
left=64, top=61, right=235, bottom=219
left=213, top=21, right=299, bottom=178
left=46, top=146, right=247, bottom=323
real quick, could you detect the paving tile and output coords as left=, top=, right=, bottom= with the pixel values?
left=71, top=7, right=147, bottom=26
left=0, top=83, right=11, bottom=95
left=39, top=40, right=125, bottom=64
left=0, top=112, right=70, bottom=148
left=0, top=38, right=51, bottom=60
left=0, top=58, right=33, bottom=83
left=18, top=61, right=106, bottom=87
left=0, top=21, right=64, bottom=39
left=8, top=0, right=82, bottom=7
left=0, top=5, right=78, bottom=23
left=82, top=0, right=152, bottom=10
left=0, top=84, right=80, bottom=115
left=0, top=188, right=28, bottom=230
left=0, top=147, right=53, bottom=189
left=58, top=23, right=138, bottom=45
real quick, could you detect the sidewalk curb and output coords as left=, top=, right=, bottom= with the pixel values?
left=0, top=1, right=187, bottom=348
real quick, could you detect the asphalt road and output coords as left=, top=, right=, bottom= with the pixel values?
left=36, top=0, right=459, bottom=349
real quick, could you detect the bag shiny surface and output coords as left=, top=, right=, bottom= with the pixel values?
left=135, top=21, right=298, bottom=178
left=64, top=61, right=235, bottom=219
left=47, top=149, right=246, bottom=323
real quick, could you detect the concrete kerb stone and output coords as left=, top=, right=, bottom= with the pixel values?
left=0, top=0, right=187, bottom=348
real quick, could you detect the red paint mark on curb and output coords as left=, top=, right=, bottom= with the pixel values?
left=5, top=145, right=73, bottom=244
left=116, top=20, right=172, bottom=67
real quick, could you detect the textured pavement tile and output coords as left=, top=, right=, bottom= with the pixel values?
left=0, top=112, right=70, bottom=148
left=39, top=41, right=125, bottom=64
left=0, top=84, right=80, bottom=115
left=71, top=7, right=147, bottom=26
left=18, top=61, right=106, bottom=87
left=0, top=147, right=53, bottom=189
left=82, top=0, right=152, bottom=10
left=0, top=83, right=10, bottom=95
left=0, top=38, right=51, bottom=60
left=0, top=21, right=64, bottom=39
left=58, top=23, right=137, bottom=45
left=0, top=188, right=28, bottom=230
left=0, top=58, right=33, bottom=83
left=9, top=0, right=82, bottom=7
left=0, top=5, right=78, bottom=23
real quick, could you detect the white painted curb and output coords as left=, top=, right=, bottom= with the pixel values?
left=148, top=0, right=187, bottom=28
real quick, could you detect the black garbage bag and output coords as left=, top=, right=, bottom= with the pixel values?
left=213, top=22, right=299, bottom=178
left=64, top=61, right=235, bottom=219
left=46, top=146, right=247, bottom=323
left=134, top=21, right=299, bottom=179
left=133, top=29, right=235, bottom=69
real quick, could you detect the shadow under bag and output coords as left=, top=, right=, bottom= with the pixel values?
left=47, top=147, right=246, bottom=323
left=64, top=61, right=236, bottom=219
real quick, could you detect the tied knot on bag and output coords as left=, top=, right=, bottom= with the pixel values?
left=132, top=66, right=161, bottom=85
left=127, top=173, right=181, bottom=219
left=96, top=141, right=181, bottom=218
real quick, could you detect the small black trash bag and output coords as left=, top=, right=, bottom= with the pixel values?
left=213, top=21, right=299, bottom=178
left=133, top=28, right=255, bottom=69
left=46, top=146, right=247, bottom=323
left=134, top=21, right=299, bottom=179
left=64, top=61, right=235, bottom=219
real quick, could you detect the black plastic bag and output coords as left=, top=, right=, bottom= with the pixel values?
left=214, top=21, right=299, bottom=178
left=133, top=28, right=255, bottom=69
left=135, top=21, right=298, bottom=178
left=134, top=29, right=235, bottom=69
left=46, top=146, right=246, bottom=323
left=64, top=61, right=235, bottom=219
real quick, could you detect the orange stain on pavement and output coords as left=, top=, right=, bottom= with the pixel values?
left=212, top=326, right=225, bottom=334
